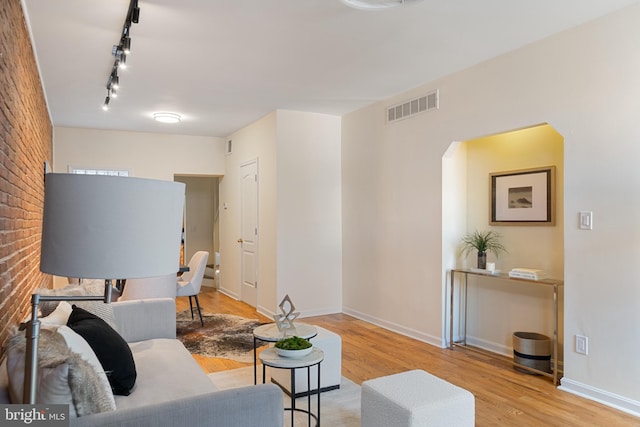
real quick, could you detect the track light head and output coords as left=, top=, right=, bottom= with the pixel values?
left=122, top=37, right=131, bottom=55
left=118, top=54, right=127, bottom=70
left=102, top=96, right=110, bottom=111
left=112, top=74, right=119, bottom=90
left=132, top=7, right=140, bottom=23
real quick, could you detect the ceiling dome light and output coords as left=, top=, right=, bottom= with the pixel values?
left=341, top=0, right=423, bottom=10
left=153, top=112, right=181, bottom=124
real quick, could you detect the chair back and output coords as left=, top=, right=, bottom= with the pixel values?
left=119, top=274, right=177, bottom=301
left=180, top=251, right=209, bottom=294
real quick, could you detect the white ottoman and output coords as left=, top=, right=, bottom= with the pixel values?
left=270, top=326, right=342, bottom=397
left=361, top=369, right=474, bottom=427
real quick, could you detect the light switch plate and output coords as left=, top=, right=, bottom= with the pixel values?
left=576, top=335, right=588, bottom=355
left=579, top=211, right=593, bottom=230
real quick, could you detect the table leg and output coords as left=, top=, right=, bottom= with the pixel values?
left=262, top=363, right=266, bottom=385
left=253, top=336, right=257, bottom=385
left=291, top=369, right=296, bottom=427
left=553, top=283, right=559, bottom=386
left=463, top=273, right=468, bottom=346
left=307, top=366, right=311, bottom=426
left=449, top=271, right=455, bottom=349
left=317, top=362, right=321, bottom=426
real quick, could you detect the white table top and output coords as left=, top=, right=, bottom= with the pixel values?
left=253, top=323, right=318, bottom=342
left=259, top=347, right=324, bottom=369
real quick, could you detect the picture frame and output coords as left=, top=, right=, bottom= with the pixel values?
left=489, top=166, right=555, bottom=226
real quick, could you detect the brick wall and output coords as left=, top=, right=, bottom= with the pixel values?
left=0, top=1, right=53, bottom=360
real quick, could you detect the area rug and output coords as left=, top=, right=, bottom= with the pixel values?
left=176, top=310, right=264, bottom=363
left=208, top=366, right=361, bottom=427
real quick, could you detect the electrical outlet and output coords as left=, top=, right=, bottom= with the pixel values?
left=576, top=335, right=588, bottom=355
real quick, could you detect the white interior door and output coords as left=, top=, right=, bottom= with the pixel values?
left=239, top=160, right=258, bottom=307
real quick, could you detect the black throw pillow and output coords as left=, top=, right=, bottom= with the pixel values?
left=67, top=305, right=137, bottom=395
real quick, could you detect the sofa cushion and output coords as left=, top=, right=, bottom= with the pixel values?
left=67, top=306, right=136, bottom=395
left=114, top=338, right=216, bottom=411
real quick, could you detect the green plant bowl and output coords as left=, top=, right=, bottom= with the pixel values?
left=275, top=345, right=314, bottom=358
left=274, top=336, right=313, bottom=358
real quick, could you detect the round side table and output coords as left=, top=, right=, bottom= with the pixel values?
left=253, top=323, right=318, bottom=384
left=260, top=347, right=324, bottom=427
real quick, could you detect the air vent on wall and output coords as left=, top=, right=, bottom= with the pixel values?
left=387, top=89, right=439, bottom=123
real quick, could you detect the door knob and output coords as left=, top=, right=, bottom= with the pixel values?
left=237, top=238, right=243, bottom=243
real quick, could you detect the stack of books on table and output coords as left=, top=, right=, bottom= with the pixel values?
left=508, top=268, right=548, bottom=280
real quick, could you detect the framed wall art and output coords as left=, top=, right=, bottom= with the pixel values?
left=489, top=166, right=555, bottom=226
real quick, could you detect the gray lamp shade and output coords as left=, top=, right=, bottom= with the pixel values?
left=40, top=173, right=185, bottom=279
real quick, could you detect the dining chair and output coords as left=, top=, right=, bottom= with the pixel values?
left=176, top=251, right=209, bottom=326
left=118, top=274, right=178, bottom=301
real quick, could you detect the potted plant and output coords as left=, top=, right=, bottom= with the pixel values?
left=274, top=336, right=313, bottom=358
left=460, top=230, right=507, bottom=269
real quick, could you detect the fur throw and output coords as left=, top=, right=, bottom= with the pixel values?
left=6, top=328, right=115, bottom=416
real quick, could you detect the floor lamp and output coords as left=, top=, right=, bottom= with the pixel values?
left=24, top=173, right=185, bottom=404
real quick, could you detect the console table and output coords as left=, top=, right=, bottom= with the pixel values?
left=448, top=268, right=563, bottom=385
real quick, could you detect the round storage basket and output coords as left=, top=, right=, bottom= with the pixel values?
left=512, top=332, right=551, bottom=374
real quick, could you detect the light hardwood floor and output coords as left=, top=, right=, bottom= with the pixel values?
left=178, top=287, right=639, bottom=426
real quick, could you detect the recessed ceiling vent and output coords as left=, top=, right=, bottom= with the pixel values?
left=387, top=89, right=439, bottom=123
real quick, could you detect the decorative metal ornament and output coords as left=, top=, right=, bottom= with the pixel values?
left=273, top=294, right=300, bottom=336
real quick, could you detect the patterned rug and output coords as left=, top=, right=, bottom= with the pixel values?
left=176, top=310, right=266, bottom=363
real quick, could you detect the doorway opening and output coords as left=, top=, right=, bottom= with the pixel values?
left=175, top=175, right=221, bottom=288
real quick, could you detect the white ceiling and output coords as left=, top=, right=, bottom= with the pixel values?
left=22, top=0, right=638, bottom=138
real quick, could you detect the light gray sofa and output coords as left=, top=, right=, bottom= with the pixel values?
left=1, top=298, right=283, bottom=427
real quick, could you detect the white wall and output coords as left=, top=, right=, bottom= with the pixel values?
left=53, top=127, right=225, bottom=180
left=342, top=4, right=640, bottom=414
left=276, top=110, right=342, bottom=316
left=219, top=110, right=342, bottom=318
left=219, top=113, right=278, bottom=314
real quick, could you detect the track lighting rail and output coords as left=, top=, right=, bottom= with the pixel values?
left=103, top=0, right=140, bottom=111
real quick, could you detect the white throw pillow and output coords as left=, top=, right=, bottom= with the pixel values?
left=56, top=326, right=116, bottom=411
left=39, top=301, right=73, bottom=327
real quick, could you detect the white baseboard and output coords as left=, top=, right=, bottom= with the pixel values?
left=299, top=306, right=343, bottom=318
left=462, top=336, right=565, bottom=372
left=217, top=287, right=239, bottom=300
left=342, top=306, right=443, bottom=348
left=257, top=305, right=274, bottom=319
left=559, top=378, right=640, bottom=418
left=256, top=306, right=341, bottom=321
left=465, top=336, right=511, bottom=357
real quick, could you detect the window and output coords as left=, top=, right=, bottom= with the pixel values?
left=68, top=166, right=130, bottom=177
